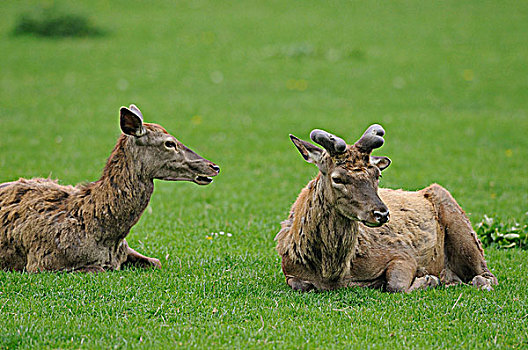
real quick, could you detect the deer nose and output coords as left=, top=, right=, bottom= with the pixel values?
left=210, top=164, right=220, bottom=173
left=373, top=210, right=390, bottom=224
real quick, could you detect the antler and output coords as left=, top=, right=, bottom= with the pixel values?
left=354, top=124, right=385, bottom=153
left=310, top=129, right=347, bottom=155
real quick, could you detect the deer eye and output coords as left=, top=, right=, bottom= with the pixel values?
left=332, top=176, right=345, bottom=184
left=164, top=141, right=177, bottom=149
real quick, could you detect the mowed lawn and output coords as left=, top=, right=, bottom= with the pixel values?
left=0, top=0, right=527, bottom=348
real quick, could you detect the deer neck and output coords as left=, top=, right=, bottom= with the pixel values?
left=293, top=175, right=359, bottom=281
left=87, top=136, right=154, bottom=242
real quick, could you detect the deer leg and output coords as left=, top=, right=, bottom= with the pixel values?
left=408, top=275, right=441, bottom=292
left=423, top=184, right=497, bottom=290
left=384, top=258, right=418, bottom=293
left=281, top=255, right=319, bottom=292
left=73, top=266, right=106, bottom=273
left=0, top=245, right=27, bottom=271
left=123, top=245, right=161, bottom=269
left=286, top=275, right=316, bottom=292
left=440, top=267, right=464, bottom=287
left=27, top=250, right=107, bottom=273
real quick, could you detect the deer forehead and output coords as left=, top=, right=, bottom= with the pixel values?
left=333, top=150, right=371, bottom=169
left=331, top=165, right=377, bottom=178
left=144, top=123, right=170, bottom=134
left=132, top=124, right=177, bottom=147
left=144, top=124, right=179, bottom=141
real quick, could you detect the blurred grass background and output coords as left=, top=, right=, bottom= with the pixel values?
left=0, top=0, right=527, bottom=348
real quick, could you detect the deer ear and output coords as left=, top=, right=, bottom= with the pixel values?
left=128, top=104, right=143, bottom=120
left=120, top=106, right=146, bottom=137
left=371, top=156, right=391, bottom=171
left=290, top=135, right=325, bottom=164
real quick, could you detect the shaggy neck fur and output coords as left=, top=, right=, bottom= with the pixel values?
left=76, top=135, right=154, bottom=244
left=278, top=174, right=359, bottom=281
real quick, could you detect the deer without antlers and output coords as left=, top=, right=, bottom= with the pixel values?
left=275, top=125, right=497, bottom=292
left=0, top=104, right=219, bottom=272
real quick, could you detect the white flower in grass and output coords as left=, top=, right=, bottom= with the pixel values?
left=206, top=231, right=233, bottom=239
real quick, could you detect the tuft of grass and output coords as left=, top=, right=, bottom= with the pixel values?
left=261, top=42, right=366, bottom=62
left=12, top=5, right=104, bottom=38
left=476, top=214, right=528, bottom=250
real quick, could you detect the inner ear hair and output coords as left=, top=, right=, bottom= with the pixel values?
left=120, top=107, right=146, bottom=137
left=290, top=134, right=324, bottom=164
left=371, top=156, right=391, bottom=171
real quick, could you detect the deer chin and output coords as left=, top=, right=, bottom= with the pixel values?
left=361, top=220, right=384, bottom=228
left=194, top=175, right=214, bottom=185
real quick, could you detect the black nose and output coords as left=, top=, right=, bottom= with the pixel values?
left=210, top=164, right=220, bottom=173
left=373, top=210, right=390, bottom=224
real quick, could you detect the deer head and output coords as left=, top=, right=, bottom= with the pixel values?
left=290, top=124, right=390, bottom=227
left=120, top=105, right=219, bottom=185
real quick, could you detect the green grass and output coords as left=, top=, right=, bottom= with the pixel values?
left=0, top=0, right=527, bottom=348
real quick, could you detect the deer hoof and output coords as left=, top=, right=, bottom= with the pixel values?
left=425, top=275, right=441, bottom=288
left=471, top=275, right=494, bottom=291
left=148, top=258, right=162, bottom=269
left=287, top=277, right=316, bottom=292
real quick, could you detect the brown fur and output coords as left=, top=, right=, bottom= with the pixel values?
left=0, top=107, right=219, bottom=272
left=276, top=175, right=358, bottom=289
left=276, top=131, right=497, bottom=293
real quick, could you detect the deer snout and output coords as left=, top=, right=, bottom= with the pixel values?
left=373, top=209, right=390, bottom=224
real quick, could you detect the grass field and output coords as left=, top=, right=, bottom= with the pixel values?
left=1, top=0, right=527, bottom=348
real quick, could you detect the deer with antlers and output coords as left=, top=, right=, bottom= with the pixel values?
left=0, top=104, right=219, bottom=272
left=275, top=125, right=497, bottom=292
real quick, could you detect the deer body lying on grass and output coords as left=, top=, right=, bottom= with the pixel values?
left=0, top=105, right=219, bottom=272
left=276, top=125, right=497, bottom=292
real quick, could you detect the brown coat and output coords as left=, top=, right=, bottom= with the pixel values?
left=276, top=126, right=496, bottom=292
left=0, top=105, right=219, bottom=272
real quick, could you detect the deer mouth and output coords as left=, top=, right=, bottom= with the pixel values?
left=361, top=220, right=384, bottom=228
left=194, top=175, right=214, bottom=185
left=157, top=175, right=214, bottom=184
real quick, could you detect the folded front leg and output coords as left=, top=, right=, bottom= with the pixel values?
left=123, top=245, right=161, bottom=269
left=384, top=258, right=418, bottom=293
left=408, top=275, right=441, bottom=292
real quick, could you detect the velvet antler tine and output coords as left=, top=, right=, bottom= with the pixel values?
left=310, top=129, right=347, bottom=155
left=354, top=124, right=385, bottom=153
